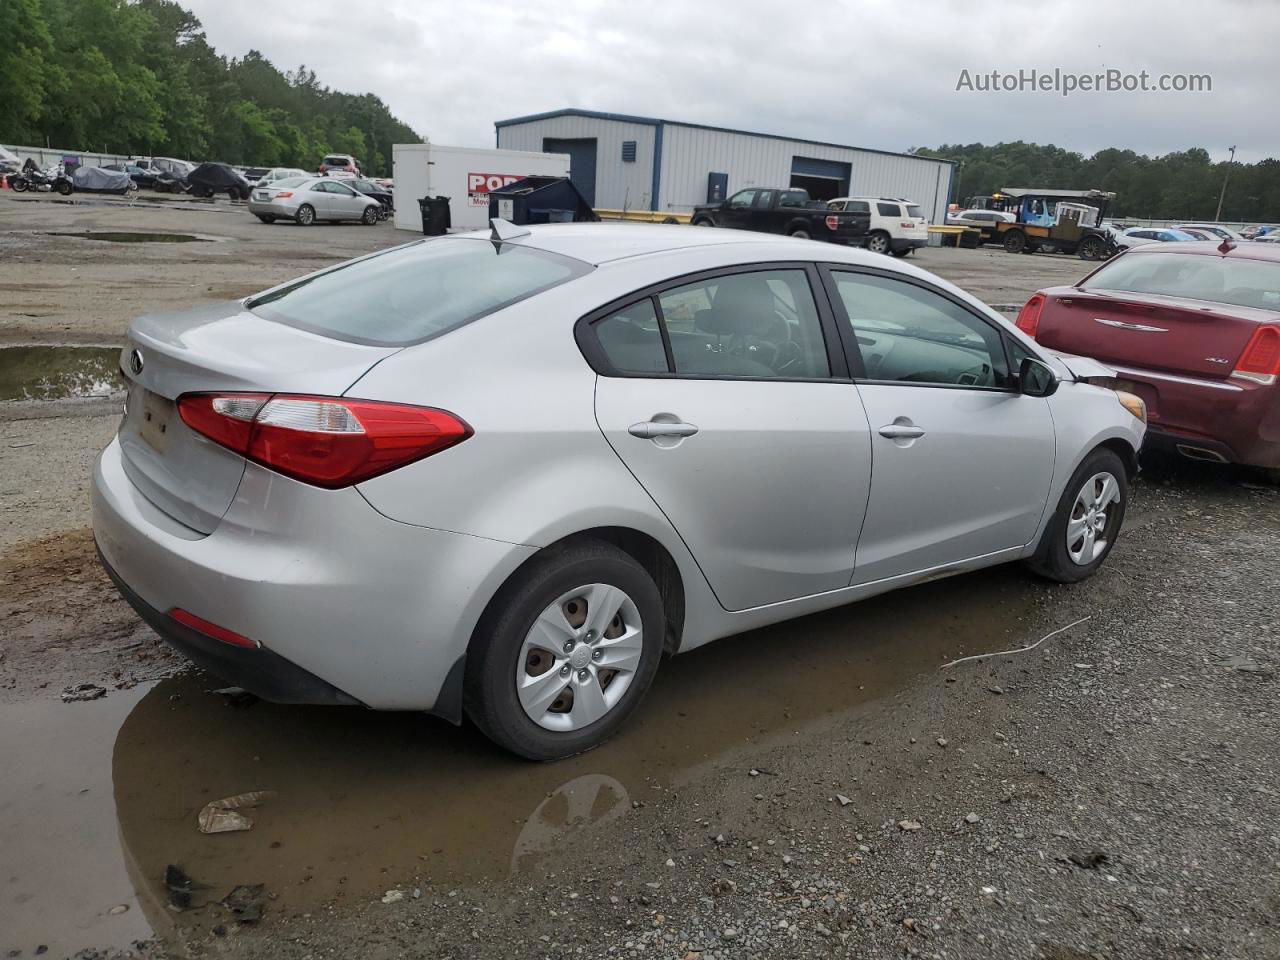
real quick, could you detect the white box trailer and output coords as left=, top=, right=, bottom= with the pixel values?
left=392, top=143, right=571, bottom=233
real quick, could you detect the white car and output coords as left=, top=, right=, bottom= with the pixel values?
left=255, top=167, right=309, bottom=189
left=947, top=209, right=1016, bottom=226
left=829, top=197, right=929, bottom=257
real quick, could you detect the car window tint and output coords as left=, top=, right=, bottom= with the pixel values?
left=876, top=202, right=900, bottom=217
left=847, top=200, right=870, bottom=214
left=906, top=204, right=922, bottom=218
left=1084, top=251, right=1280, bottom=310
left=727, top=190, right=757, bottom=209
left=249, top=237, right=592, bottom=347
left=832, top=272, right=1010, bottom=388
left=658, top=270, right=830, bottom=379
left=779, top=190, right=809, bottom=207
left=594, top=299, right=668, bottom=374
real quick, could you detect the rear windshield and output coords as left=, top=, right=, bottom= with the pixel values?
left=248, top=238, right=592, bottom=346
left=1085, top=251, right=1280, bottom=311
left=323, top=157, right=351, bottom=166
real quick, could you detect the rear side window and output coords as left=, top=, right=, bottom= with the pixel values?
left=876, top=202, right=900, bottom=216
left=1084, top=251, right=1280, bottom=310
left=845, top=200, right=870, bottom=214
left=595, top=300, right=668, bottom=374
left=906, top=204, right=922, bottom=218
left=779, top=190, right=809, bottom=207
left=249, top=238, right=592, bottom=346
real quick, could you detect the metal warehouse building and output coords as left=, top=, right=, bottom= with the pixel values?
left=494, top=108, right=954, bottom=222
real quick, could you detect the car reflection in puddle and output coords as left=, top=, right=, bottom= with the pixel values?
left=1, top=563, right=1039, bottom=952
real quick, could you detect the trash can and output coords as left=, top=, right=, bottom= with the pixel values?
left=487, top=177, right=599, bottom=225
left=959, top=228, right=981, bottom=249
left=418, top=196, right=451, bottom=236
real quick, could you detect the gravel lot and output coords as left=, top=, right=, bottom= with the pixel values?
left=1, top=192, right=1276, bottom=960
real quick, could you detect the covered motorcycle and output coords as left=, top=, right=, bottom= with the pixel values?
left=70, top=165, right=134, bottom=195
left=186, top=162, right=250, bottom=200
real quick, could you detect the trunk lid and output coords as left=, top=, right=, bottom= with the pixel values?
left=118, top=300, right=398, bottom=533
left=1034, top=288, right=1269, bottom=380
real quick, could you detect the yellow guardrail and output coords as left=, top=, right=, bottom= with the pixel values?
left=595, top=208, right=692, bottom=224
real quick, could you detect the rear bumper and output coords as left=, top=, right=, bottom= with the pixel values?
left=1108, top=363, right=1280, bottom=468
left=247, top=199, right=298, bottom=218
left=92, top=437, right=536, bottom=711
left=890, top=237, right=927, bottom=252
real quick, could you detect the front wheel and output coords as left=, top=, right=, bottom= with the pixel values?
left=294, top=203, right=315, bottom=226
left=465, top=540, right=666, bottom=760
left=361, top=205, right=378, bottom=225
left=1002, top=230, right=1027, bottom=254
left=1027, top=448, right=1129, bottom=583
left=867, top=231, right=891, bottom=255
left=691, top=217, right=714, bottom=227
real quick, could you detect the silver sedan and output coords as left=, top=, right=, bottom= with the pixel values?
left=247, top=175, right=380, bottom=225
left=92, top=222, right=1146, bottom=759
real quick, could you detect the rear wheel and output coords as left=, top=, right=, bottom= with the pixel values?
left=1027, top=448, right=1129, bottom=583
left=867, top=230, right=891, bottom=255
left=1003, top=230, right=1027, bottom=254
left=1079, top=235, right=1106, bottom=260
left=11, top=178, right=27, bottom=193
left=255, top=214, right=275, bottom=224
left=295, top=203, right=315, bottom=226
left=55, top=180, right=73, bottom=196
left=789, top=227, right=811, bottom=239
left=465, top=540, right=665, bottom=760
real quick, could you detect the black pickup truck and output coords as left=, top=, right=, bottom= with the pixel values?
left=689, top=187, right=869, bottom=244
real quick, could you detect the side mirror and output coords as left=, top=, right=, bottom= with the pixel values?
left=1019, top=356, right=1060, bottom=397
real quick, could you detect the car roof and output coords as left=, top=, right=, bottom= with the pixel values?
left=1121, top=239, right=1280, bottom=262
left=489, top=222, right=803, bottom=266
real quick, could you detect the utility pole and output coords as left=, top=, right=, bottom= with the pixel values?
left=1214, top=145, right=1236, bottom=222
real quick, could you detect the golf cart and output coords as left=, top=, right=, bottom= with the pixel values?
left=989, top=187, right=1119, bottom=260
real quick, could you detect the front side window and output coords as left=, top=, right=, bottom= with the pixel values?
left=249, top=238, right=591, bottom=346
left=727, top=190, right=757, bottom=209
left=657, top=270, right=830, bottom=378
left=832, top=272, right=1010, bottom=388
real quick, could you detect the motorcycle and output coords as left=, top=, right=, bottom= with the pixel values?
left=10, top=162, right=59, bottom=193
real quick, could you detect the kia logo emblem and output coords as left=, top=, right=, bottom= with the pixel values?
left=128, top=348, right=144, bottom=376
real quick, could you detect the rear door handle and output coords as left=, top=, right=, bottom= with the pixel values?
left=629, top=420, right=699, bottom=439
left=879, top=423, right=925, bottom=440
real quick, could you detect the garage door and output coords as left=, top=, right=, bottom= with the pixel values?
left=790, top=157, right=851, bottom=202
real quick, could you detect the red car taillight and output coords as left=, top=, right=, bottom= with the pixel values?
left=1232, top=325, right=1280, bottom=384
left=169, top=608, right=259, bottom=649
left=178, top=393, right=472, bottom=488
left=274, top=191, right=293, bottom=198
left=825, top=215, right=840, bottom=231
left=1016, top=293, right=1046, bottom=338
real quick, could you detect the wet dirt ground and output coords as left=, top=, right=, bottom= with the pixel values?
left=1, top=192, right=1276, bottom=959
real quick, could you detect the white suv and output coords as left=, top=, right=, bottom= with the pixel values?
left=829, top=197, right=929, bottom=256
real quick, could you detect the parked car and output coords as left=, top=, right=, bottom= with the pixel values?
left=1253, top=233, right=1280, bottom=244
left=69, top=165, right=135, bottom=195
left=92, top=222, right=1146, bottom=759
left=347, top=177, right=394, bottom=217
left=830, top=197, right=929, bottom=256
left=133, top=156, right=195, bottom=181
left=319, top=154, right=360, bottom=176
left=187, top=162, right=251, bottom=200
left=242, top=167, right=271, bottom=183
left=103, top=163, right=170, bottom=191
left=0, top=145, right=22, bottom=176
left=1173, top=224, right=1244, bottom=242
left=690, top=187, right=869, bottom=244
left=1015, top=240, right=1279, bottom=473
left=947, top=209, right=1016, bottom=226
left=1121, top=227, right=1199, bottom=244
left=254, top=167, right=309, bottom=189
left=247, top=175, right=381, bottom=225
left=1174, top=226, right=1217, bottom=241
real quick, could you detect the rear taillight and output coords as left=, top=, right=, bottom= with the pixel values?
left=274, top=191, right=293, bottom=198
left=825, top=215, right=839, bottom=231
left=1232, top=326, right=1280, bottom=384
left=169, top=608, right=258, bottom=649
left=178, top=393, right=472, bottom=488
left=1016, top=293, right=1046, bottom=338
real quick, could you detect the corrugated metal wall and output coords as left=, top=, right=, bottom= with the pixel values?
left=660, top=125, right=950, bottom=222
left=497, top=116, right=656, bottom=212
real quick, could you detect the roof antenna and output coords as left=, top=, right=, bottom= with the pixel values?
left=1217, top=237, right=1236, bottom=254
left=490, top=218, right=531, bottom=246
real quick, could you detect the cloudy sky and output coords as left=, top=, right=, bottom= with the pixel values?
left=183, top=0, right=1274, bottom=162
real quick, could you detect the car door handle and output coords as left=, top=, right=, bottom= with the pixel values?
left=878, top=423, right=926, bottom=440
left=628, top=420, right=699, bottom=439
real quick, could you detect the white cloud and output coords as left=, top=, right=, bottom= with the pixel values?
left=183, top=0, right=1276, bottom=161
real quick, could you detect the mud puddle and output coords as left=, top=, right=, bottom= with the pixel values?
left=0, top=565, right=1043, bottom=953
left=45, top=231, right=211, bottom=243
left=0, top=345, right=121, bottom=400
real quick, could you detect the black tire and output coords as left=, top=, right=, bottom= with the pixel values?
left=691, top=217, right=714, bottom=227
left=465, top=540, right=666, bottom=760
left=295, top=203, right=315, bottom=226
left=361, top=205, right=378, bottom=225
left=867, top=230, right=892, bottom=255
left=11, top=178, right=27, bottom=193
left=55, top=180, right=73, bottom=196
left=1003, top=230, right=1027, bottom=254
left=1027, top=447, right=1129, bottom=584
left=789, top=227, right=811, bottom=239
left=890, top=247, right=911, bottom=257
left=255, top=214, right=275, bottom=224
left=1079, top=236, right=1106, bottom=261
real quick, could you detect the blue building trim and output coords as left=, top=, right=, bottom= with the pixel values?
left=650, top=122, right=664, bottom=212
left=493, top=108, right=957, bottom=167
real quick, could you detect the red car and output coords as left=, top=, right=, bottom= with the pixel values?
left=1015, top=240, right=1280, bottom=472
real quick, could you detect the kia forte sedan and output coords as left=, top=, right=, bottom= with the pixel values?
left=92, top=222, right=1146, bottom=759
